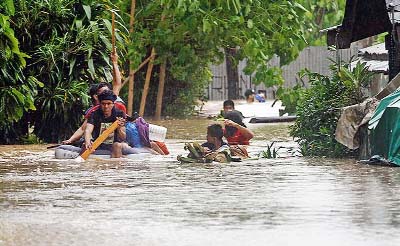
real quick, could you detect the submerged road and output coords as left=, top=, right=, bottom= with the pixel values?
left=1, top=120, right=399, bottom=246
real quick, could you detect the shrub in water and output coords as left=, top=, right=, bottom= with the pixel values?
left=290, top=61, right=374, bottom=157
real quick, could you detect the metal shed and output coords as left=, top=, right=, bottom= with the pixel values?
left=327, top=0, right=400, bottom=80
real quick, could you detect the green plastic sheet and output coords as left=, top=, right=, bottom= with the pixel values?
left=369, top=90, right=400, bottom=165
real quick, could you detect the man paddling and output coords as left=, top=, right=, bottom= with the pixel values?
left=84, top=90, right=126, bottom=158
left=62, top=53, right=125, bottom=145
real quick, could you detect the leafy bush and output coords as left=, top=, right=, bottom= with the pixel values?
left=0, top=0, right=44, bottom=143
left=33, top=80, right=88, bottom=143
left=276, top=83, right=306, bottom=115
left=7, top=0, right=124, bottom=142
left=290, top=61, right=374, bottom=157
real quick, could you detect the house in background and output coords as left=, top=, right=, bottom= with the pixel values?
left=328, top=0, right=400, bottom=165
left=206, top=0, right=398, bottom=102
left=351, top=42, right=389, bottom=96
left=326, top=0, right=400, bottom=81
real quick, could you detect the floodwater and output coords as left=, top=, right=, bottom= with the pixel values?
left=1, top=119, right=400, bottom=246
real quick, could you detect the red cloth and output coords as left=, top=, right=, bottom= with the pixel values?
left=225, top=130, right=250, bottom=145
left=154, top=141, right=169, bottom=155
left=85, top=102, right=126, bottom=119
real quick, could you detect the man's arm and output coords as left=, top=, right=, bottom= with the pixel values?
left=116, top=117, right=126, bottom=141
left=111, top=53, right=122, bottom=96
left=62, top=119, right=88, bottom=144
left=236, top=124, right=254, bottom=140
left=84, top=123, right=95, bottom=150
left=224, top=120, right=254, bottom=140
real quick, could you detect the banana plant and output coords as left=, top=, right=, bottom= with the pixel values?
left=9, top=0, right=128, bottom=142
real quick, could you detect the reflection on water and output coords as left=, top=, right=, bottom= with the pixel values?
left=1, top=120, right=400, bottom=246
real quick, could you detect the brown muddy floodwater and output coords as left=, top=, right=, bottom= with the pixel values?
left=1, top=119, right=400, bottom=246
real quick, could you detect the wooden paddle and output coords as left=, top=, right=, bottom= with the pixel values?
left=111, top=11, right=116, bottom=54
left=47, top=144, right=61, bottom=149
left=75, top=121, right=119, bottom=162
left=111, top=10, right=117, bottom=86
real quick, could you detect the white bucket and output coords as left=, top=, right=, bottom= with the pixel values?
left=149, top=124, right=167, bottom=142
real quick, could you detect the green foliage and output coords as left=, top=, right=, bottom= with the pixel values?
left=290, top=61, right=375, bottom=157
left=117, top=0, right=310, bottom=115
left=0, top=121, right=27, bottom=144
left=163, top=62, right=212, bottom=117
left=297, top=0, right=346, bottom=46
left=374, top=32, right=388, bottom=45
left=6, top=0, right=128, bottom=142
left=14, top=0, right=126, bottom=83
left=33, top=80, right=88, bottom=142
left=20, top=133, right=42, bottom=144
left=0, top=77, right=42, bottom=123
left=276, top=83, right=306, bottom=115
left=259, top=142, right=281, bottom=158
left=0, top=0, right=349, bottom=142
left=0, top=0, right=43, bottom=143
left=1, top=0, right=15, bottom=15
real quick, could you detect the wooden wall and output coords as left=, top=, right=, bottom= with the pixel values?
left=205, top=45, right=360, bottom=100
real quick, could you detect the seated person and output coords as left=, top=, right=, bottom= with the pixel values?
left=62, top=52, right=124, bottom=145
left=62, top=83, right=126, bottom=145
left=223, top=110, right=254, bottom=145
left=84, top=90, right=126, bottom=158
left=84, top=82, right=126, bottom=115
left=57, top=110, right=165, bottom=157
left=202, top=124, right=229, bottom=152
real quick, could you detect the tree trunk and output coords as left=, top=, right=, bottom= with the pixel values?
left=225, top=47, right=239, bottom=99
left=155, top=60, right=167, bottom=120
left=121, top=54, right=154, bottom=88
left=139, top=48, right=156, bottom=116
left=127, top=0, right=136, bottom=115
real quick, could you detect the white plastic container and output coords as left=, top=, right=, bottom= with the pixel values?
left=55, top=148, right=80, bottom=159
left=149, top=124, right=167, bottom=142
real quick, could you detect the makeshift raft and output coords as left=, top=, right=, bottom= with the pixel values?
left=55, top=124, right=167, bottom=159
left=54, top=145, right=153, bottom=159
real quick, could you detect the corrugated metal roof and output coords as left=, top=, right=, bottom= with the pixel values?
left=386, top=0, right=400, bottom=23
left=386, top=1, right=400, bottom=7
left=351, top=59, right=388, bottom=73
left=352, top=43, right=388, bottom=73
left=358, top=42, right=388, bottom=60
left=320, top=25, right=340, bottom=33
